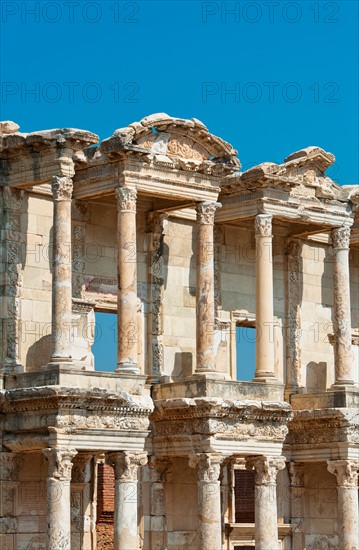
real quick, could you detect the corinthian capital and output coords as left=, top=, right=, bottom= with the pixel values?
left=246, top=455, right=286, bottom=485
left=332, top=225, right=351, bottom=250
left=51, top=176, right=73, bottom=201
left=115, top=186, right=137, bottom=211
left=189, top=453, right=223, bottom=482
left=255, top=214, right=272, bottom=237
left=196, top=202, right=221, bottom=225
left=106, top=451, right=147, bottom=481
left=327, top=459, right=359, bottom=487
left=43, top=447, right=78, bottom=481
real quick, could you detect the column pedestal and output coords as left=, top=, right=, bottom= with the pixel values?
left=189, top=453, right=223, bottom=550
left=327, top=459, right=359, bottom=550
left=107, top=451, right=147, bottom=550
left=43, top=447, right=77, bottom=550
left=246, top=455, right=285, bottom=550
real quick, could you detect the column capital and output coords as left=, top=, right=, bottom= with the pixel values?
left=148, top=456, right=172, bottom=482
left=106, top=451, right=147, bottom=481
left=246, top=455, right=286, bottom=485
left=51, top=176, right=73, bottom=201
left=332, top=225, right=351, bottom=250
left=255, top=213, right=272, bottom=237
left=43, top=447, right=77, bottom=481
left=115, top=186, right=137, bottom=211
left=327, top=459, right=359, bottom=487
left=196, top=201, right=221, bottom=225
left=189, top=453, right=223, bottom=482
left=72, top=453, right=93, bottom=483
left=288, top=462, right=305, bottom=487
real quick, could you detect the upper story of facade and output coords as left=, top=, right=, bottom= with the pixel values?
left=0, top=114, right=358, bottom=408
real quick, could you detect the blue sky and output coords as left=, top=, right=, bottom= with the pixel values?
left=1, top=1, right=357, bottom=376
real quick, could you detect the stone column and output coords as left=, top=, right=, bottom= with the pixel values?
left=327, top=459, right=359, bottom=550
left=147, top=212, right=168, bottom=383
left=288, top=462, right=305, bottom=550
left=107, top=451, right=147, bottom=550
left=195, top=202, right=221, bottom=374
left=48, top=176, right=74, bottom=366
left=115, top=186, right=140, bottom=374
left=43, top=447, right=77, bottom=550
left=285, top=239, right=302, bottom=395
left=331, top=225, right=354, bottom=386
left=254, top=214, right=277, bottom=382
left=148, top=456, right=171, bottom=549
left=246, top=455, right=286, bottom=550
left=189, top=453, right=223, bottom=550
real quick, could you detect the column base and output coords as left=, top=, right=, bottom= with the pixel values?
left=252, top=374, right=280, bottom=384
left=116, top=362, right=141, bottom=375
left=331, top=380, right=355, bottom=388
left=46, top=357, right=75, bottom=369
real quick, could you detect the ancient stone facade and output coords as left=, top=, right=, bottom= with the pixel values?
left=0, top=114, right=358, bottom=549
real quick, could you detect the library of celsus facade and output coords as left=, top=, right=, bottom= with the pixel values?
left=0, top=113, right=358, bottom=550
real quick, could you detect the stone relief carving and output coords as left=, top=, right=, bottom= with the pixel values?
left=286, top=238, right=302, bottom=389
left=0, top=453, right=24, bottom=481
left=308, top=536, right=338, bottom=550
left=26, top=536, right=47, bottom=549
left=115, top=186, right=137, bottom=210
left=51, top=176, right=73, bottom=201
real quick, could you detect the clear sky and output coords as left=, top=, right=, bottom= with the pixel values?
left=1, top=0, right=358, bottom=376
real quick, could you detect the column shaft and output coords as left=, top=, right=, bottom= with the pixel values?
left=195, top=202, right=221, bottom=374
left=115, top=187, right=140, bottom=374
left=189, top=453, right=223, bottom=550
left=254, top=215, right=276, bottom=381
left=246, top=456, right=285, bottom=550
left=43, top=447, right=77, bottom=550
left=332, top=226, right=354, bottom=385
left=49, top=177, right=74, bottom=364
left=327, top=460, right=359, bottom=550
left=107, top=451, right=147, bottom=550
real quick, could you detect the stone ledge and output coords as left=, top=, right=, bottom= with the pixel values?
left=290, top=387, right=359, bottom=410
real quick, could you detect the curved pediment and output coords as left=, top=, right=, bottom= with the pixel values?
left=100, top=113, right=240, bottom=169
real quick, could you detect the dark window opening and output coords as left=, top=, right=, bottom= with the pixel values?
left=92, top=311, right=117, bottom=372
left=234, top=469, right=255, bottom=523
left=236, top=326, right=256, bottom=381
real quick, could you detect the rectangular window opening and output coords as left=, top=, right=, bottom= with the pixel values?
left=236, top=325, right=256, bottom=381
left=92, top=311, right=117, bottom=372
left=234, top=469, right=255, bottom=523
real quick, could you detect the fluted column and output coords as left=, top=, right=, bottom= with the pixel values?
left=115, top=186, right=140, bottom=374
left=48, top=177, right=74, bottom=365
left=331, top=225, right=354, bottom=386
left=43, top=447, right=77, bottom=550
left=288, top=462, right=305, bottom=550
left=254, top=214, right=276, bottom=381
left=327, top=459, right=359, bottom=550
left=107, top=451, right=147, bottom=550
left=195, top=202, right=221, bottom=374
left=246, top=455, right=285, bottom=550
left=189, top=453, right=223, bottom=550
